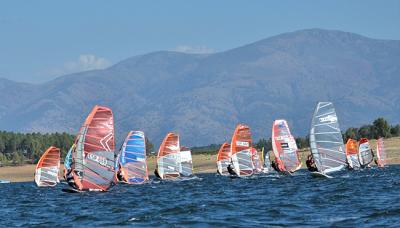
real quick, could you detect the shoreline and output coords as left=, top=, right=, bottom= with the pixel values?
left=1, top=137, right=399, bottom=183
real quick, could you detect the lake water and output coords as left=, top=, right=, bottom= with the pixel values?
left=1, top=166, right=400, bottom=227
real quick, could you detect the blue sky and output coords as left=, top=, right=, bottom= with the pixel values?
left=0, top=0, right=399, bottom=83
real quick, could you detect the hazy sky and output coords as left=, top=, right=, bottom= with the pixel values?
left=1, top=0, right=399, bottom=83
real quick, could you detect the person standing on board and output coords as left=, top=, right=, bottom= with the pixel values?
left=306, top=154, right=318, bottom=172
left=227, top=164, right=237, bottom=176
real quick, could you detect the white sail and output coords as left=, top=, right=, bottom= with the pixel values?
left=309, top=102, right=346, bottom=174
left=180, top=147, right=193, bottom=176
left=358, top=138, right=374, bottom=167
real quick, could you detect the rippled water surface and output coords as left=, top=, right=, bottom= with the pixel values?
left=1, top=166, right=400, bottom=227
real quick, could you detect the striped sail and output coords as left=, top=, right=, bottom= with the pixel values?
left=35, top=147, right=61, bottom=187
left=217, top=142, right=231, bottom=175
left=69, top=105, right=116, bottom=191
left=309, top=102, right=346, bottom=174
left=118, top=131, right=148, bottom=184
left=157, top=133, right=181, bottom=179
left=180, top=147, right=193, bottom=177
left=230, top=124, right=253, bottom=177
left=376, top=138, right=386, bottom=167
left=345, top=139, right=360, bottom=169
left=272, top=119, right=301, bottom=172
left=358, top=138, right=374, bottom=167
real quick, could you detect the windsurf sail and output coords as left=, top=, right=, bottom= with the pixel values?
left=117, top=131, right=148, bottom=184
left=345, top=139, right=360, bottom=169
left=230, top=124, right=254, bottom=177
left=358, top=138, right=374, bottom=167
left=217, top=142, right=231, bottom=175
left=376, top=138, right=386, bottom=167
left=63, top=144, right=75, bottom=180
left=309, top=102, right=346, bottom=174
left=272, top=119, right=301, bottom=172
left=180, top=146, right=193, bottom=177
left=35, top=146, right=61, bottom=187
left=157, top=132, right=181, bottom=179
left=68, top=105, right=116, bottom=191
left=261, top=147, right=272, bottom=172
left=251, top=147, right=263, bottom=173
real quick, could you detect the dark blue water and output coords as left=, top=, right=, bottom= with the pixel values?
left=1, top=166, right=400, bottom=227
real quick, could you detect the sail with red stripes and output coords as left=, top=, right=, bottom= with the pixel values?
left=117, top=131, right=148, bottom=184
left=358, top=138, right=374, bottom=167
left=376, top=138, right=386, bottom=167
left=35, top=146, right=60, bottom=187
left=157, top=132, right=181, bottom=179
left=68, top=105, right=116, bottom=191
left=217, top=142, right=231, bottom=175
left=345, top=139, right=360, bottom=169
left=272, top=119, right=301, bottom=172
left=230, top=124, right=253, bottom=177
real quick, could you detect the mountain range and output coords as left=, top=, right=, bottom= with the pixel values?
left=1, top=28, right=399, bottom=146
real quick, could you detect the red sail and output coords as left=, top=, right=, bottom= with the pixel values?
left=70, top=105, right=115, bottom=191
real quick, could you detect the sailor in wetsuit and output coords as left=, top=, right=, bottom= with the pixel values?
left=306, top=154, right=318, bottom=172
left=227, top=164, right=237, bottom=176
left=271, top=160, right=280, bottom=172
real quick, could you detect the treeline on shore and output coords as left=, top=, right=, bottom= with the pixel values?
left=0, top=117, right=399, bottom=166
left=0, top=132, right=74, bottom=166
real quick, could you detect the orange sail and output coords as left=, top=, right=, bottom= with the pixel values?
left=345, top=139, right=360, bottom=169
left=35, top=146, right=61, bottom=187
left=157, top=132, right=181, bottom=179
left=68, top=105, right=116, bottom=191
left=230, top=124, right=253, bottom=177
left=217, top=142, right=231, bottom=175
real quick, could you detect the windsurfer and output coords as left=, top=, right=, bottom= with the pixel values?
left=227, top=164, right=237, bottom=176
left=306, top=155, right=318, bottom=172
left=271, top=160, right=280, bottom=172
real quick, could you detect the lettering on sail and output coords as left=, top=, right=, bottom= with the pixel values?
left=319, top=115, right=337, bottom=123
left=87, top=153, right=111, bottom=169
left=236, top=141, right=249, bottom=147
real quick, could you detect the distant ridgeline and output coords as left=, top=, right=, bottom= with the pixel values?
left=0, top=117, right=399, bottom=165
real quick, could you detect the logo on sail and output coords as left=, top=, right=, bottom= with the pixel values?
left=236, top=141, right=249, bottom=147
left=87, top=153, right=110, bottom=168
left=319, top=115, right=337, bottom=123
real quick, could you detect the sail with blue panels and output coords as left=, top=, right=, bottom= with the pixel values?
left=118, top=131, right=149, bottom=184
left=64, top=144, right=74, bottom=171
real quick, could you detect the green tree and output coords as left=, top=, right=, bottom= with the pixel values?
left=373, top=117, right=391, bottom=138
left=391, top=124, right=400, bottom=137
